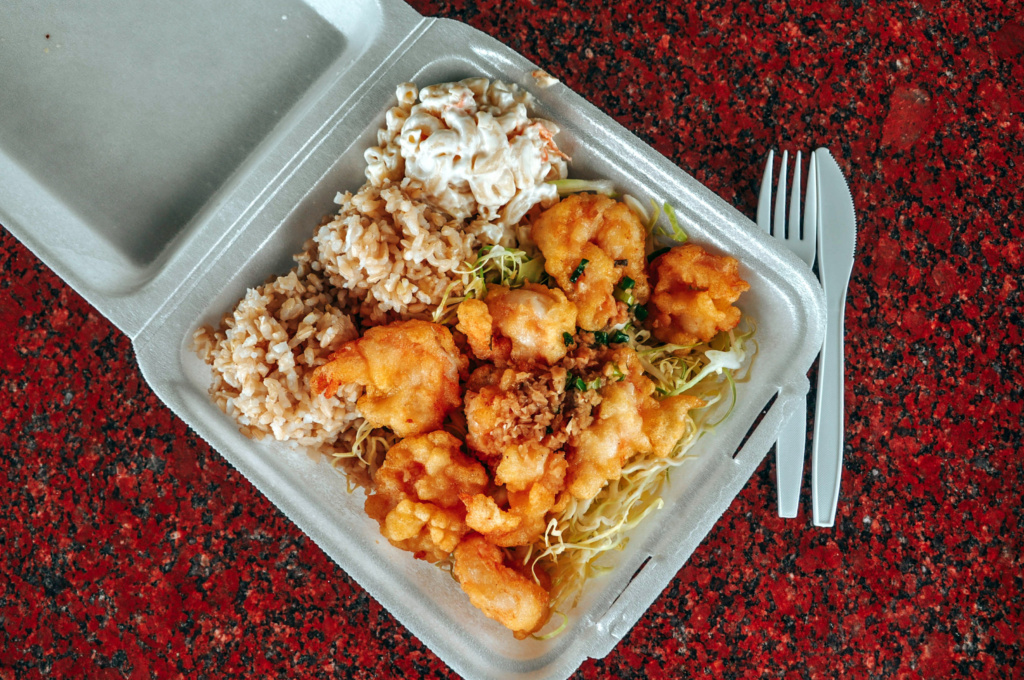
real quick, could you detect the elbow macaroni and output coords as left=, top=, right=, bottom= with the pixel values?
left=365, top=79, right=568, bottom=232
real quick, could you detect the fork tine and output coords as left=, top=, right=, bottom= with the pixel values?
left=788, top=151, right=802, bottom=239
left=804, top=151, right=818, bottom=264
left=757, top=149, right=774, bottom=233
left=774, top=150, right=788, bottom=238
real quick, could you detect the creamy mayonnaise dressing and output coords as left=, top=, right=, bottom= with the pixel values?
left=364, top=78, right=568, bottom=240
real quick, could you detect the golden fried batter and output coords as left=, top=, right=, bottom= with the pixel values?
left=494, top=441, right=555, bottom=492
left=464, top=450, right=566, bottom=547
left=463, top=367, right=568, bottom=460
left=311, top=319, right=468, bottom=437
left=531, top=193, right=650, bottom=330
left=565, top=381, right=649, bottom=499
left=364, top=431, right=488, bottom=562
left=646, top=244, right=750, bottom=346
left=455, top=298, right=503, bottom=363
left=566, top=347, right=705, bottom=499
left=601, top=346, right=703, bottom=457
left=640, top=394, right=705, bottom=458
left=487, top=284, right=577, bottom=364
left=456, top=283, right=577, bottom=365
left=452, top=535, right=552, bottom=639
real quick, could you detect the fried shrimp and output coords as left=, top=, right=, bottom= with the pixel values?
left=310, top=319, right=467, bottom=437
left=364, top=431, right=488, bottom=562
left=487, top=284, right=577, bottom=365
left=646, top=244, right=750, bottom=346
left=566, top=347, right=705, bottom=499
left=463, top=367, right=569, bottom=460
left=456, top=283, right=577, bottom=365
left=452, top=535, right=552, bottom=639
left=464, top=450, right=567, bottom=547
left=495, top=441, right=557, bottom=492
left=565, top=381, right=649, bottom=499
left=455, top=298, right=503, bottom=363
left=531, top=193, right=650, bottom=330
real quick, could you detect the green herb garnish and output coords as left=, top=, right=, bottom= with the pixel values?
left=563, top=332, right=574, bottom=346
left=569, top=259, right=589, bottom=283
left=610, top=363, right=626, bottom=381
left=647, top=247, right=671, bottom=263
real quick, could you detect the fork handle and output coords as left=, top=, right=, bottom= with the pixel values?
left=811, top=288, right=847, bottom=527
left=775, top=403, right=807, bottom=518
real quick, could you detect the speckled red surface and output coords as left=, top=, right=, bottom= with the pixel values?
left=2, top=1, right=1022, bottom=678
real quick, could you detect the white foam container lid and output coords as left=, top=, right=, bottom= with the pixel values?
left=1, top=2, right=825, bottom=678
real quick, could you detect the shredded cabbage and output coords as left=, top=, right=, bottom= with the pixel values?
left=547, top=178, right=617, bottom=197
left=431, top=245, right=546, bottom=324
left=660, top=202, right=689, bottom=243
left=331, top=419, right=397, bottom=491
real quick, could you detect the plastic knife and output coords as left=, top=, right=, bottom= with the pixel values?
left=811, top=148, right=858, bottom=527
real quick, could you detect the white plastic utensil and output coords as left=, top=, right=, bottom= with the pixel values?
left=757, top=149, right=818, bottom=518
left=811, top=148, right=858, bottom=527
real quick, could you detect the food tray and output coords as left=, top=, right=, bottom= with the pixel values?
left=1, top=2, right=826, bottom=678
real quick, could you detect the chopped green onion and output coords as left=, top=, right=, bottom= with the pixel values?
left=614, top=288, right=635, bottom=305
left=563, top=332, right=574, bottom=346
left=619, top=277, right=635, bottom=290
left=569, top=259, right=589, bottom=283
left=592, top=330, right=608, bottom=345
left=611, top=330, right=629, bottom=344
left=634, top=305, right=649, bottom=321
left=610, top=363, right=626, bottom=381
left=647, top=247, right=671, bottom=263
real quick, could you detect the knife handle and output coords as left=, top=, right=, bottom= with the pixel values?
left=811, top=288, right=847, bottom=527
left=775, top=402, right=806, bottom=518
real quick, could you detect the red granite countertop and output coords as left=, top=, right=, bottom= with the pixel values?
left=2, top=1, right=1022, bottom=678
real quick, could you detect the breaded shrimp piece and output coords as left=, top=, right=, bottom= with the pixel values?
left=364, top=431, right=488, bottom=562
left=311, top=319, right=468, bottom=437
left=452, top=535, right=552, bottom=639
left=463, top=367, right=569, bottom=460
left=566, top=381, right=649, bottom=499
left=463, top=375, right=512, bottom=460
left=487, top=283, right=577, bottom=365
left=464, top=451, right=566, bottom=547
left=531, top=193, right=650, bottom=330
left=494, top=441, right=555, bottom=492
left=646, top=244, right=750, bottom=347
left=566, top=348, right=705, bottom=498
left=640, top=394, right=705, bottom=458
left=456, top=284, right=577, bottom=365
left=600, top=345, right=704, bottom=457
left=456, top=298, right=505, bottom=363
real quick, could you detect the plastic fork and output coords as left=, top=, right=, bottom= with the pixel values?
left=756, top=149, right=818, bottom=518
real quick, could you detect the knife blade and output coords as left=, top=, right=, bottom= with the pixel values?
left=811, top=148, right=857, bottom=527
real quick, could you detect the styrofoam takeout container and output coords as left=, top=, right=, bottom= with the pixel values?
left=1, top=2, right=825, bottom=678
